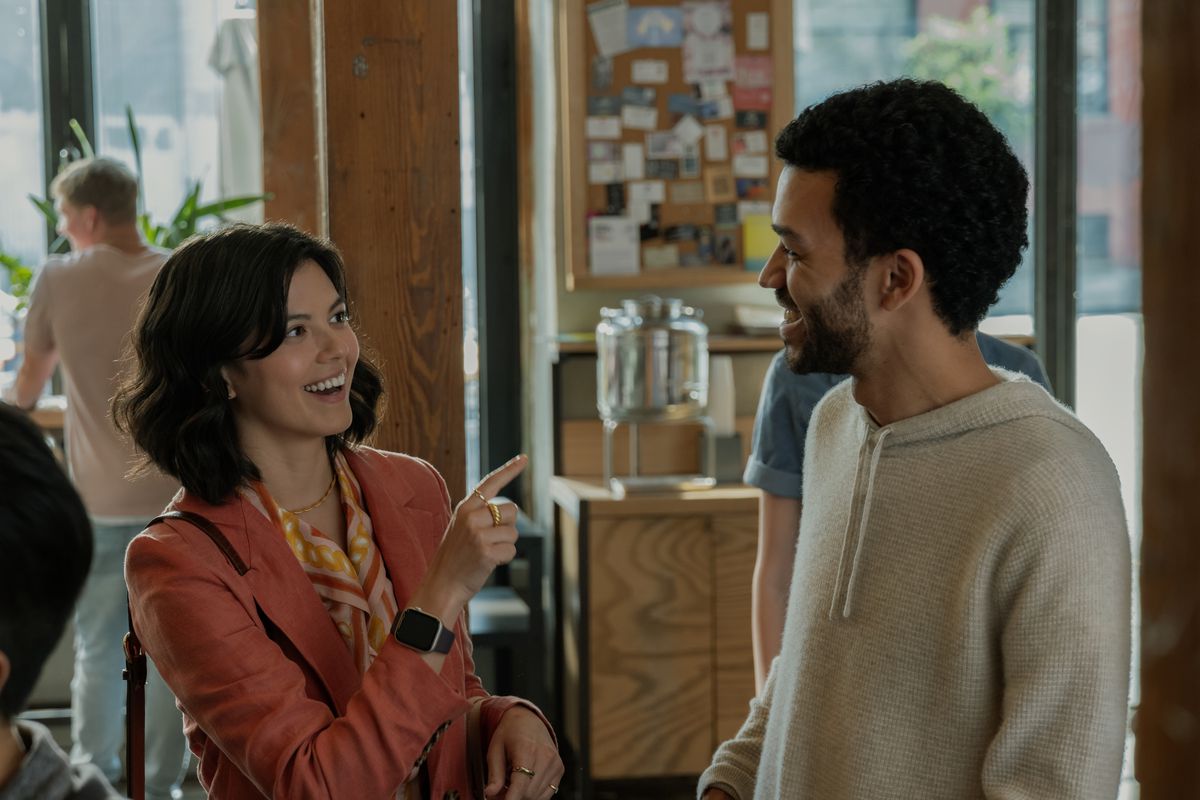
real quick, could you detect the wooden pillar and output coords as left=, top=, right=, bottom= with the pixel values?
left=316, top=1, right=465, bottom=495
left=1138, top=2, right=1200, bottom=796
left=257, top=0, right=320, bottom=232
left=259, top=1, right=465, bottom=494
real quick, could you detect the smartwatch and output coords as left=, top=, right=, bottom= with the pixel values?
left=392, top=607, right=455, bottom=654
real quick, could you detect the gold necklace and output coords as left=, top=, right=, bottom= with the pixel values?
left=285, top=472, right=338, bottom=515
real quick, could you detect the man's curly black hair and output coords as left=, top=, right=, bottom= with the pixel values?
left=775, top=79, right=1029, bottom=336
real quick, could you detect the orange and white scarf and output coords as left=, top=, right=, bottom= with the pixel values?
left=244, top=451, right=399, bottom=674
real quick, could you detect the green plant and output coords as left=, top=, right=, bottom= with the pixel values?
left=0, top=105, right=270, bottom=305
left=0, top=255, right=32, bottom=312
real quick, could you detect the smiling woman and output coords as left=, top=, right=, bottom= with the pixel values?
left=109, top=223, right=562, bottom=800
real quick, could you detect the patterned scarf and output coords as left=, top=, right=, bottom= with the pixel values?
left=244, top=451, right=399, bottom=674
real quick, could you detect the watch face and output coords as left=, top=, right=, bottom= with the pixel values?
left=397, top=609, right=441, bottom=649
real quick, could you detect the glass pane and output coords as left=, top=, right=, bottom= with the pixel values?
left=91, top=0, right=261, bottom=230
left=793, top=0, right=1036, bottom=335
left=0, top=0, right=45, bottom=391
left=1073, top=1, right=1141, bottom=796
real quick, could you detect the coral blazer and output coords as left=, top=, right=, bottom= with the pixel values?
left=126, top=447, right=550, bottom=800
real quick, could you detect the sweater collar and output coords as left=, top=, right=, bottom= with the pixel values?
left=854, top=368, right=1057, bottom=446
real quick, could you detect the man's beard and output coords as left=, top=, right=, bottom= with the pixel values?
left=782, top=268, right=871, bottom=376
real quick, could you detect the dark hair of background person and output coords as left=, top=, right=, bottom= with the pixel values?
left=774, top=78, right=1030, bottom=336
left=112, top=223, right=386, bottom=506
left=0, top=403, right=93, bottom=720
left=49, top=156, right=140, bottom=225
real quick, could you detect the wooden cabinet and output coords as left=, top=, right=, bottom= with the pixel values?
left=552, top=477, right=759, bottom=792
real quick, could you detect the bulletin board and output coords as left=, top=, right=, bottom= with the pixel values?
left=561, top=0, right=794, bottom=290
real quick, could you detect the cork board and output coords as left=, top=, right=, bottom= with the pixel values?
left=562, top=0, right=794, bottom=290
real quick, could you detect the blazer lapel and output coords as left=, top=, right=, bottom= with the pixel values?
left=346, top=450, right=437, bottom=609
left=180, top=495, right=362, bottom=715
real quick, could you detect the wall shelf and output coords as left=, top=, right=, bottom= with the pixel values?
left=556, top=333, right=781, bottom=355
left=567, top=266, right=762, bottom=291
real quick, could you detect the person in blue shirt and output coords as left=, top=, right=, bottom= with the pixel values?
left=745, top=333, right=1051, bottom=690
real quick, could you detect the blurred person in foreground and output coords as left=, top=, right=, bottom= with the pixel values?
left=0, top=402, right=121, bottom=799
left=5, top=157, right=188, bottom=800
left=699, top=79, right=1130, bottom=800
left=112, top=223, right=562, bottom=799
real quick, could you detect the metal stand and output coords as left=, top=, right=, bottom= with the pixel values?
left=601, top=415, right=717, bottom=499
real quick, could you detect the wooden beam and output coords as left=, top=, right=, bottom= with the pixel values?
left=316, top=1, right=465, bottom=495
left=1139, top=2, right=1200, bottom=796
left=257, top=0, right=320, bottom=231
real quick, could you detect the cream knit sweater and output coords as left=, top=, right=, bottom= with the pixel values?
left=700, top=370, right=1131, bottom=799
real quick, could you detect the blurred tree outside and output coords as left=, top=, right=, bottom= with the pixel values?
left=905, top=6, right=1031, bottom=153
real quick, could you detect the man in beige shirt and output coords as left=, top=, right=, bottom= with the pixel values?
left=8, top=158, right=187, bottom=800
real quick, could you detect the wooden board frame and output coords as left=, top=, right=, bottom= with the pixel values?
left=559, top=0, right=794, bottom=291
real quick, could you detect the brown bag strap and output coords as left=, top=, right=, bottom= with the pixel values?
left=155, top=510, right=249, bottom=574
left=124, top=510, right=246, bottom=800
left=122, top=606, right=146, bottom=800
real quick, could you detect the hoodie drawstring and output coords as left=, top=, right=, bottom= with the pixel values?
left=828, top=426, right=892, bottom=620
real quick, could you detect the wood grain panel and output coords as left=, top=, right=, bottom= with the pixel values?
left=318, top=2, right=465, bottom=494
left=587, top=516, right=714, bottom=778
left=257, top=0, right=319, bottom=231
left=558, top=508, right=584, bottom=759
left=711, top=513, right=758, bottom=744
left=558, top=2, right=587, bottom=291
left=1139, top=3, right=1200, bottom=796
left=560, top=417, right=755, bottom=477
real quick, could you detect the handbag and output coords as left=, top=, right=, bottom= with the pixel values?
left=123, top=510, right=488, bottom=800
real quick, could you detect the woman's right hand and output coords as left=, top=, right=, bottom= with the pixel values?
left=411, top=454, right=529, bottom=623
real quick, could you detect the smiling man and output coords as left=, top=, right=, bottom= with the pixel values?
left=698, top=80, right=1131, bottom=800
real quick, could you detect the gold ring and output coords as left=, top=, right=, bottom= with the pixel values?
left=511, top=765, right=535, bottom=778
left=549, top=784, right=559, bottom=794
left=472, top=488, right=488, bottom=505
left=487, top=501, right=503, bottom=527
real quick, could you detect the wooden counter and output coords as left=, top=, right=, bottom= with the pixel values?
left=552, top=477, right=760, bottom=795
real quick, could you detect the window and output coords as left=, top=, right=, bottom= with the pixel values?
left=0, top=0, right=45, bottom=269
left=2, top=0, right=262, bottom=398
left=91, top=0, right=252, bottom=225
left=793, top=0, right=1036, bottom=328
left=0, top=0, right=45, bottom=389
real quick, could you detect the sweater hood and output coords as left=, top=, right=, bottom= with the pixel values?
left=854, top=368, right=1066, bottom=446
left=829, top=368, right=1060, bottom=619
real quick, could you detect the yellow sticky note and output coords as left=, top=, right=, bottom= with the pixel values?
left=742, top=214, right=775, bottom=271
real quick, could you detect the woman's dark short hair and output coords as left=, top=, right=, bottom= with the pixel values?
left=775, top=78, right=1030, bottom=335
left=113, top=223, right=385, bottom=505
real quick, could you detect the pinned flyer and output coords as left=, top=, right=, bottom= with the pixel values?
left=627, top=6, right=685, bottom=47
left=632, top=59, right=669, bottom=84
left=746, top=12, right=769, bottom=51
left=587, top=0, right=631, bottom=58
left=589, top=216, right=640, bottom=276
left=704, top=124, right=728, bottom=161
left=682, top=1, right=735, bottom=84
left=673, top=114, right=705, bottom=147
